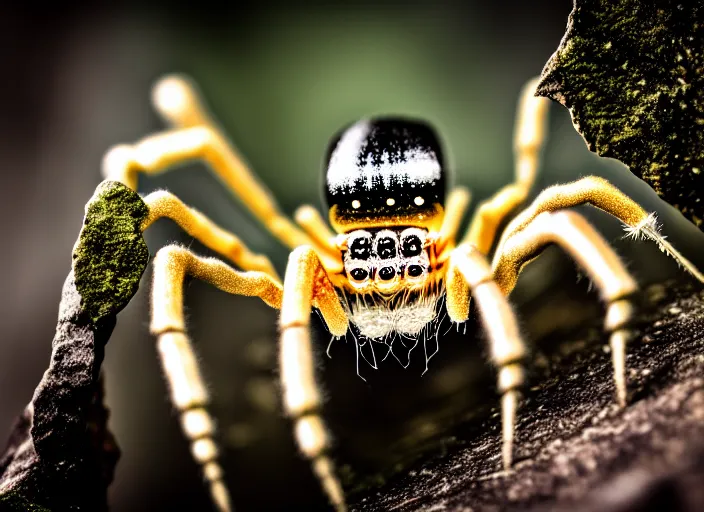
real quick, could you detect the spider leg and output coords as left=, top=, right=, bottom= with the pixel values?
left=445, top=262, right=472, bottom=323
left=101, top=74, right=314, bottom=251
left=492, top=210, right=638, bottom=406
left=150, top=245, right=284, bottom=512
left=294, top=205, right=344, bottom=270
left=435, top=186, right=471, bottom=254
left=447, top=247, right=528, bottom=469
left=143, top=190, right=278, bottom=278
left=494, top=176, right=704, bottom=282
left=462, top=77, right=550, bottom=254
left=279, top=246, right=349, bottom=511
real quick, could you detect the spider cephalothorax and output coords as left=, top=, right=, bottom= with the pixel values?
left=101, top=74, right=704, bottom=512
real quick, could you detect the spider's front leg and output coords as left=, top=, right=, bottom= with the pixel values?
left=143, top=189, right=279, bottom=277
left=279, top=246, right=349, bottom=511
left=493, top=175, right=704, bottom=283
left=150, top=245, right=283, bottom=512
left=492, top=210, right=638, bottom=406
left=446, top=247, right=528, bottom=469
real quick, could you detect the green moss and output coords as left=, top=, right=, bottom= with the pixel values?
left=72, top=181, right=150, bottom=325
left=538, top=0, right=704, bottom=228
left=0, top=491, right=51, bottom=511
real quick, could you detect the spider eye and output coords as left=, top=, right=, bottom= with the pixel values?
left=349, top=237, right=371, bottom=260
left=401, top=239, right=430, bottom=281
left=349, top=268, right=369, bottom=281
left=401, top=235, right=422, bottom=257
left=378, top=267, right=395, bottom=280
left=406, top=264, right=423, bottom=277
left=376, top=237, right=397, bottom=259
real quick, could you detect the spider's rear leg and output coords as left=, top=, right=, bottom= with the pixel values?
left=462, top=76, right=551, bottom=254
left=151, top=245, right=283, bottom=512
left=279, top=246, right=349, bottom=511
left=102, top=124, right=311, bottom=250
left=447, top=247, right=528, bottom=469
left=101, top=73, right=322, bottom=252
left=492, top=210, right=638, bottom=406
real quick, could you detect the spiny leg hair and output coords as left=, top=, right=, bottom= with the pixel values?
left=494, top=175, right=704, bottom=283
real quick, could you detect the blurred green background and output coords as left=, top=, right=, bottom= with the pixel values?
left=1, top=1, right=703, bottom=511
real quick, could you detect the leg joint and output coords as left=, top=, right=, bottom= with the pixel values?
left=295, top=414, right=331, bottom=460
left=604, top=296, right=638, bottom=333
left=497, top=362, right=526, bottom=393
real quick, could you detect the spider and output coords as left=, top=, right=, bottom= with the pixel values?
left=100, top=74, right=703, bottom=512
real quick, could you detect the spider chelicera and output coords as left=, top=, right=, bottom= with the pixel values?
left=101, top=75, right=703, bottom=511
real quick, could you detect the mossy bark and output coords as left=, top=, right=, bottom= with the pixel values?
left=538, top=0, right=704, bottom=228
left=72, top=180, right=150, bottom=325
left=0, top=181, right=148, bottom=511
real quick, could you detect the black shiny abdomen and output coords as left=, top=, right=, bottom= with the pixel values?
left=323, top=118, right=446, bottom=222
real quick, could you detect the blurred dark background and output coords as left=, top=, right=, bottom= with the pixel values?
left=2, top=2, right=704, bottom=511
